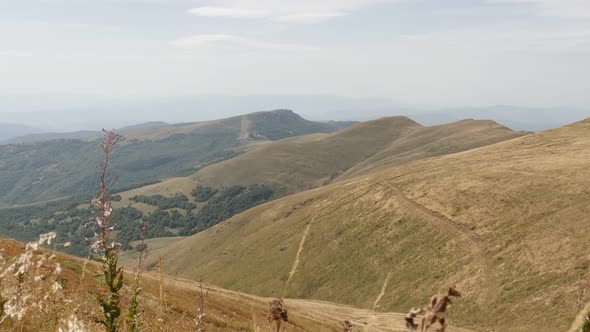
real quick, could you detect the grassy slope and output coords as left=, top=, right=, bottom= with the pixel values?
left=110, top=116, right=419, bottom=209
left=0, top=238, right=472, bottom=332
left=338, top=119, right=530, bottom=179
left=147, top=119, right=590, bottom=331
left=119, top=236, right=185, bottom=266
left=121, top=117, right=524, bottom=207
left=193, top=116, right=422, bottom=193
left=189, top=117, right=524, bottom=191
left=0, top=110, right=349, bottom=206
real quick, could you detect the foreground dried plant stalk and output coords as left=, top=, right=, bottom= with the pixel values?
left=341, top=319, right=354, bottom=332
left=158, top=256, right=166, bottom=323
left=405, top=307, right=423, bottom=332
left=88, top=129, right=125, bottom=331
left=195, top=283, right=208, bottom=331
left=419, top=286, right=461, bottom=332
left=267, top=299, right=288, bottom=332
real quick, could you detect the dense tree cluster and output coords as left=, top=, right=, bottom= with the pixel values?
left=130, top=193, right=196, bottom=210
left=180, top=184, right=274, bottom=235
left=191, top=186, right=218, bottom=202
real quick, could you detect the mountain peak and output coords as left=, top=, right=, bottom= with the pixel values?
left=250, top=109, right=301, bottom=121
left=269, top=109, right=296, bottom=115
left=242, top=109, right=353, bottom=141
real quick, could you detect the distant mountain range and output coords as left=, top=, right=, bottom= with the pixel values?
left=0, top=96, right=588, bottom=141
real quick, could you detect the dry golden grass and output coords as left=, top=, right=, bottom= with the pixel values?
left=1, top=237, right=468, bottom=332
left=119, top=237, right=185, bottom=267
left=112, top=117, right=523, bottom=216
left=193, top=117, right=524, bottom=193
left=130, top=117, right=522, bottom=198
left=146, top=119, right=590, bottom=331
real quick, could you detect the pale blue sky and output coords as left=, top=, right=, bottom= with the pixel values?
left=1, top=0, right=589, bottom=107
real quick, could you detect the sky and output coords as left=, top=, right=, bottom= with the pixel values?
left=1, top=0, right=590, bottom=108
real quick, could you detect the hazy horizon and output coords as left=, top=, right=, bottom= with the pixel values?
left=0, top=94, right=589, bottom=136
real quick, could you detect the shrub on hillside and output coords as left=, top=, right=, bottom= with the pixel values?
left=191, top=186, right=218, bottom=202
left=130, top=194, right=196, bottom=210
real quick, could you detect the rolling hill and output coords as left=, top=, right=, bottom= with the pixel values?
left=0, top=115, right=526, bottom=261
left=0, top=110, right=352, bottom=206
left=145, top=119, right=590, bottom=331
left=120, top=116, right=526, bottom=203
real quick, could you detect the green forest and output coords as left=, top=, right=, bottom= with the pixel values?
left=0, top=185, right=274, bottom=256
left=0, top=126, right=241, bottom=206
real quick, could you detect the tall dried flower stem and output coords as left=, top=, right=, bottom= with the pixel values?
left=195, top=283, right=208, bottom=331
left=91, top=129, right=124, bottom=332
left=267, top=299, right=288, bottom=332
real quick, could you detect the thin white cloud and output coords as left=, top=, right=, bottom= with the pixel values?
left=275, top=12, right=346, bottom=24
left=170, top=34, right=237, bottom=48
left=188, top=6, right=268, bottom=18
left=489, top=0, right=590, bottom=19
left=188, top=0, right=392, bottom=23
left=170, top=34, right=316, bottom=53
